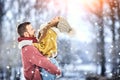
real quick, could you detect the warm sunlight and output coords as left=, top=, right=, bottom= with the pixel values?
left=46, top=0, right=102, bottom=43
left=80, top=0, right=96, bottom=4
left=79, top=0, right=103, bottom=9
left=65, top=0, right=94, bottom=42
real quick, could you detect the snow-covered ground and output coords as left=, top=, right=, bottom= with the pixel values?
left=18, top=63, right=98, bottom=80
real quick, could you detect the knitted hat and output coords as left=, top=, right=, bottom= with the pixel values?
left=57, top=17, right=72, bottom=33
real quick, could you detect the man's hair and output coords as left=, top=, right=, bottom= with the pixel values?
left=17, top=22, right=31, bottom=37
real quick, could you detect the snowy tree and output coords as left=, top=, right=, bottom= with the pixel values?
left=84, top=0, right=120, bottom=77
left=84, top=0, right=106, bottom=76
left=0, top=0, right=5, bottom=41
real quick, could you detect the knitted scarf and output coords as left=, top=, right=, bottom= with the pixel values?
left=18, top=37, right=38, bottom=43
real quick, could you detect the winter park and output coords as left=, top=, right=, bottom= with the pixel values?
left=0, top=0, right=120, bottom=80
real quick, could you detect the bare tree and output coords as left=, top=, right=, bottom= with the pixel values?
left=107, top=0, right=118, bottom=74
left=85, top=0, right=120, bottom=77
left=85, top=0, right=106, bottom=76
left=0, top=0, right=5, bottom=41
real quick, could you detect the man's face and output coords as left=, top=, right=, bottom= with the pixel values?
left=25, top=24, right=35, bottom=37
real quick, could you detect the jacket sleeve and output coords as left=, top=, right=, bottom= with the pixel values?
left=25, top=45, right=60, bottom=75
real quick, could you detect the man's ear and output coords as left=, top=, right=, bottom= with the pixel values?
left=23, top=32, right=28, bottom=37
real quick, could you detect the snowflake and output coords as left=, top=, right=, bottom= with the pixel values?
left=45, top=74, right=48, bottom=77
left=25, top=48, right=28, bottom=51
left=31, top=71, right=34, bottom=73
left=29, top=59, right=31, bottom=62
left=6, top=66, right=10, bottom=69
left=108, top=59, right=111, bottom=62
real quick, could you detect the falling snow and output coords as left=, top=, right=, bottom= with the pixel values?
left=0, top=0, right=120, bottom=80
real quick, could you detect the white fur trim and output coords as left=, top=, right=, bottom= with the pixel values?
left=51, top=52, right=58, bottom=58
left=18, top=40, right=33, bottom=49
left=39, top=23, right=48, bottom=31
left=51, top=27, right=60, bottom=35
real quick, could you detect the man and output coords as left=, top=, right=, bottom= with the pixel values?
left=17, top=19, right=61, bottom=80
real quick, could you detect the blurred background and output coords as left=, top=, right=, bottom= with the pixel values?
left=0, top=0, right=120, bottom=80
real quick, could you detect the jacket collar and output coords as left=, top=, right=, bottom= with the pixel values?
left=18, top=37, right=37, bottom=49
left=18, top=40, right=33, bottom=49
